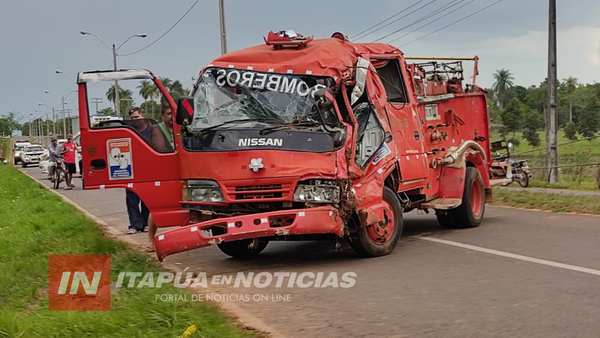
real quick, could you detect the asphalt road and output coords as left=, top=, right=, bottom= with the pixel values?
left=19, top=165, right=600, bottom=338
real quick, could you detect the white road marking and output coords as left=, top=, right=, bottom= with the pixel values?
left=419, top=236, right=600, bottom=277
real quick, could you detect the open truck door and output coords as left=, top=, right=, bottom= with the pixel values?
left=77, top=69, right=187, bottom=227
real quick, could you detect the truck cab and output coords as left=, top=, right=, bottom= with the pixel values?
left=77, top=33, right=491, bottom=260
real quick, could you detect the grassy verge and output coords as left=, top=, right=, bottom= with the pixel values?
left=0, top=163, right=254, bottom=338
left=528, top=178, right=599, bottom=192
left=491, top=187, right=600, bottom=215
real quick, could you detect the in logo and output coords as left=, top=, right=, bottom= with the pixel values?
left=49, top=255, right=111, bottom=311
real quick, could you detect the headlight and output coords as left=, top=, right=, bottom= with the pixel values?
left=293, top=180, right=340, bottom=203
left=185, top=180, right=225, bottom=203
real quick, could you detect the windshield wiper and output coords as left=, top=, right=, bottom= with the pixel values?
left=259, top=120, right=322, bottom=135
left=193, top=118, right=274, bottom=134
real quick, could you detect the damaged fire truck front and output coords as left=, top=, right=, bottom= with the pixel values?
left=77, top=32, right=491, bottom=260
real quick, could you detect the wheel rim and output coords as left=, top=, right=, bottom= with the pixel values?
left=366, top=199, right=396, bottom=245
left=471, top=179, right=483, bottom=217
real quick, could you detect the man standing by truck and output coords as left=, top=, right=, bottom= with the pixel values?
left=126, top=107, right=152, bottom=234
left=60, top=134, right=78, bottom=190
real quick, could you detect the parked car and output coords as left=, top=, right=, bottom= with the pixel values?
left=21, top=145, right=45, bottom=168
left=13, top=143, right=30, bottom=164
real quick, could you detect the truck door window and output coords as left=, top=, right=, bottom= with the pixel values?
left=372, top=58, right=409, bottom=104
left=84, top=79, right=175, bottom=153
left=354, top=102, right=384, bottom=168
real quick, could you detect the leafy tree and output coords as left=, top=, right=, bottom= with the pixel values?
left=563, top=121, right=577, bottom=140
left=500, top=97, right=523, bottom=137
left=564, top=77, right=578, bottom=123
left=492, top=68, right=515, bottom=108
left=140, top=101, right=161, bottom=121
left=97, top=107, right=114, bottom=116
left=522, top=128, right=540, bottom=147
left=0, top=112, right=21, bottom=136
left=577, top=99, right=600, bottom=138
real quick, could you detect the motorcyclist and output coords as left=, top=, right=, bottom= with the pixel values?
left=47, top=137, right=60, bottom=181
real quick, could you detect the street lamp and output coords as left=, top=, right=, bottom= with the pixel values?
left=39, top=103, right=56, bottom=135
left=55, top=70, right=76, bottom=83
left=45, top=90, right=67, bottom=137
left=80, top=30, right=147, bottom=116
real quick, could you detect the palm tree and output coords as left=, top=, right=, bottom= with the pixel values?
left=564, top=77, right=578, bottom=123
left=492, top=68, right=515, bottom=109
left=106, top=84, right=121, bottom=103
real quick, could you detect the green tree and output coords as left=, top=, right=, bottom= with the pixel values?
left=500, top=97, right=523, bottom=137
left=522, top=108, right=543, bottom=147
left=577, top=99, right=600, bottom=138
left=492, top=68, right=515, bottom=109
left=140, top=101, right=161, bottom=121
left=97, top=107, right=114, bottom=116
left=563, top=121, right=577, bottom=140
left=0, top=112, right=22, bottom=136
left=564, top=77, right=578, bottom=123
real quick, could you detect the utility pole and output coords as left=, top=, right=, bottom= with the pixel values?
left=113, top=44, right=121, bottom=116
left=91, top=97, right=103, bottom=114
left=546, top=0, right=558, bottom=183
left=46, top=114, right=50, bottom=142
left=61, top=96, right=66, bottom=137
left=219, top=0, right=227, bottom=54
left=52, top=107, right=55, bottom=135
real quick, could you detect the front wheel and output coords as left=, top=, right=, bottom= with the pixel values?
left=21, top=161, right=27, bottom=168
left=217, top=238, right=269, bottom=258
left=53, top=168, right=62, bottom=189
left=349, top=186, right=403, bottom=257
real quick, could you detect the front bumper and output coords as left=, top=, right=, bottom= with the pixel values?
left=155, top=206, right=344, bottom=261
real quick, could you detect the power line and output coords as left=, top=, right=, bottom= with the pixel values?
left=354, top=0, right=439, bottom=41
left=120, top=0, right=200, bottom=57
left=387, top=0, right=476, bottom=44
left=373, top=0, right=466, bottom=43
left=402, top=0, right=506, bottom=47
left=350, top=0, right=424, bottom=40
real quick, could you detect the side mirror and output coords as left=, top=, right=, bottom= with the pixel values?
left=176, top=96, right=194, bottom=125
left=314, top=87, right=334, bottom=111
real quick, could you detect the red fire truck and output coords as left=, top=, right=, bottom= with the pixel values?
left=77, top=32, right=491, bottom=260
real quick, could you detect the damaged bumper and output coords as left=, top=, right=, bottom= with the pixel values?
left=154, top=206, right=345, bottom=261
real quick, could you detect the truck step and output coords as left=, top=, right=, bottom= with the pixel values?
left=420, top=198, right=462, bottom=210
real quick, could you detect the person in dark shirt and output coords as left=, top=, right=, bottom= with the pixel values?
left=126, top=107, right=152, bottom=234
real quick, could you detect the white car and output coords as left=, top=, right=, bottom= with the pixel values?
left=21, top=145, right=45, bottom=168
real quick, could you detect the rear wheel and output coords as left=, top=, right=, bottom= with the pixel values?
left=517, top=169, right=529, bottom=188
left=349, top=186, right=403, bottom=257
left=437, top=167, right=485, bottom=228
left=217, top=238, right=269, bottom=258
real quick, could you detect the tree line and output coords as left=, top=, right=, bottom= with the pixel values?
left=98, top=77, right=190, bottom=121
left=489, top=68, right=600, bottom=146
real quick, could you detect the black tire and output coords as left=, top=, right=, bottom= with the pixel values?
left=437, top=167, right=485, bottom=229
left=436, top=212, right=457, bottom=228
left=517, top=170, right=529, bottom=188
left=217, top=238, right=269, bottom=258
left=13, top=158, right=18, bottom=165
left=349, top=186, right=403, bottom=257
left=53, top=168, right=62, bottom=189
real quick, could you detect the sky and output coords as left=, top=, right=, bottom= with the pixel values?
left=1, top=0, right=599, bottom=123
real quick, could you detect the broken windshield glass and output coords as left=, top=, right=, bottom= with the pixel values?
left=191, top=68, right=338, bottom=131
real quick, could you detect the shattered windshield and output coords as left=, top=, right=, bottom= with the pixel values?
left=191, top=68, right=338, bottom=131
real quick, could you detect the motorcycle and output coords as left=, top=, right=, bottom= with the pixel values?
left=489, top=140, right=532, bottom=188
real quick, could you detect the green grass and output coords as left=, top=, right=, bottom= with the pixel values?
left=491, top=187, right=600, bottom=215
left=0, top=163, right=254, bottom=338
